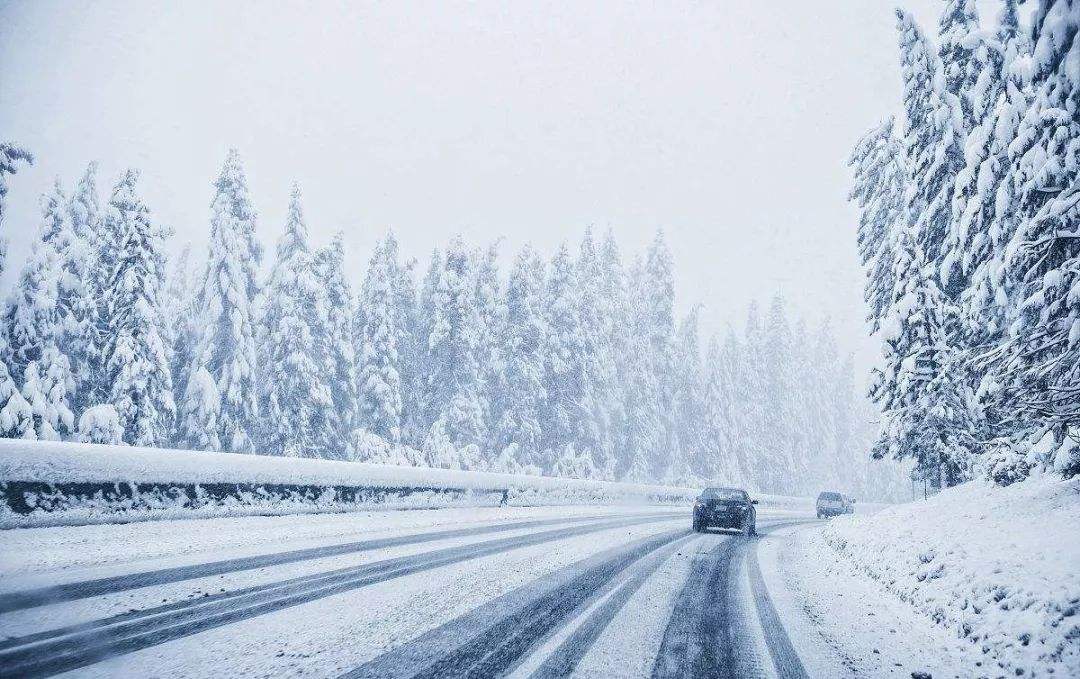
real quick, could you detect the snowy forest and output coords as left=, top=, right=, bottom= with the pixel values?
left=0, top=144, right=907, bottom=499
left=850, top=0, right=1078, bottom=489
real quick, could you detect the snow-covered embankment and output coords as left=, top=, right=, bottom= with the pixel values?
left=0, top=439, right=811, bottom=528
left=800, top=474, right=1079, bottom=677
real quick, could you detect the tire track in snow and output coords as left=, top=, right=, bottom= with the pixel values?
left=0, top=515, right=678, bottom=678
left=522, top=533, right=696, bottom=678
left=0, top=512, right=680, bottom=615
left=650, top=520, right=815, bottom=679
left=747, top=530, right=809, bottom=679
left=650, top=533, right=742, bottom=678
left=340, top=529, right=691, bottom=679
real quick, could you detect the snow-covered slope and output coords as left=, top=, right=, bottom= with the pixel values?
left=800, top=474, right=1080, bottom=677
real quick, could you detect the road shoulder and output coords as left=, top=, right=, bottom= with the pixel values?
left=755, top=522, right=984, bottom=679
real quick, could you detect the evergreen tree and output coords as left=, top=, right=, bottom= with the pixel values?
left=0, top=143, right=32, bottom=240
left=673, top=307, right=707, bottom=478
left=994, top=0, right=1079, bottom=474
left=99, top=170, right=174, bottom=446
left=641, top=230, right=678, bottom=478
left=259, top=185, right=329, bottom=457
left=761, top=293, right=799, bottom=492
left=599, top=230, right=632, bottom=477
left=164, top=243, right=198, bottom=444
left=356, top=234, right=404, bottom=446
left=4, top=181, right=67, bottom=384
left=740, top=301, right=768, bottom=489
left=872, top=231, right=973, bottom=487
left=895, top=9, right=966, bottom=296
left=63, top=163, right=101, bottom=416
left=937, top=0, right=982, bottom=132
left=314, top=233, right=359, bottom=457
left=472, top=242, right=503, bottom=449
left=541, top=244, right=589, bottom=466
left=576, top=227, right=617, bottom=477
left=700, top=332, right=740, bottom=483
left=180, top=149, right=261, bottom=453
left=22, top=343, right=74, bottom=440
left=964, top=0, right=1032, bottom=345
left=849, top=118, right=907, bottom=332
left=493, top=246, right=547, bottom=472
left=622, top=256, right=663, bottom=482
left=420, top=236, right=485, bottom=460
left=0, top=143, right=33, bottom=440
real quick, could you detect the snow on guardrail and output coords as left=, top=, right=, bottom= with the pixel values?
left=0, top=439, right=813, bottom=528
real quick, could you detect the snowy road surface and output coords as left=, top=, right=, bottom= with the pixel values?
left=0, top=505, right=944, bottom=678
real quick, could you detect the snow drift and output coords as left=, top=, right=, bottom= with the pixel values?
left=0, top=440, right=812, bottom=528
left=801, top=474, right=1080, bottom=677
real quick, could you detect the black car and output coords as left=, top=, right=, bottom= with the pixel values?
left=692, top=487, right=758, bottom=535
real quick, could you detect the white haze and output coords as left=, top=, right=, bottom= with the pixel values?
left=0, top=0, right=1004, bottom=379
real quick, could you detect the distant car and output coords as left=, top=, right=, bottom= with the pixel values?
left=692, top=487, right=758, bottom=535
left=816, top=491, right=855, bottom=518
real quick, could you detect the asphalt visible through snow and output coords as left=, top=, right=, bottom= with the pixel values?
left=0, top=510, right=818, bottom=678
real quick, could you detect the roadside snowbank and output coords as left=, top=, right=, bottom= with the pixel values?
left=0, top=440, right=813, bottom=528
left=801, top=473, right=1080, bottom=677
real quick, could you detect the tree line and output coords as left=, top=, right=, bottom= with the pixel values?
left=0, top=144, right=905, bottom=498
left=850, top=0, right=1078, bottom=488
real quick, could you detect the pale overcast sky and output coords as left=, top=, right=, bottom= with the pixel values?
left=0, top=0, right=1006, bottom=379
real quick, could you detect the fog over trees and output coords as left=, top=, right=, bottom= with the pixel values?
left=0, top=143, right=905, bottom=499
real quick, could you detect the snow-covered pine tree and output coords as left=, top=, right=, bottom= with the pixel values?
left=672, top=306, right=707, bottom=480
left=387, top=239, right=421, bottom=450
left=699, top=331, right=740, bottom=484
left=356, top=233, right=404, bottom=447
left=872, top=229, right=974, bottom=488
left=313, top=232, right=359, bottom=458
left=0, top=143, right=34, bottom=440
left=63, top=163, right=102, bottom=416
left=599, top=230, right=632, bottom=477
left=895, top=9, right=967, bottom=297
left=472, top=241, right=503, bottom=453
left=964, top=0, right=1032, bottom=345
left=849, top=118, right=907, bottom=333
left=493, top=246, right=547, bottom=473
left=740, top=300, right=768, bottom=490
left=98, top=170, right=174, bottom=446
left=541, top=245, right=579, bottom=455
left=0, top=143, right=32, bottom=239
left=622, top=255, right=663, bottom=482
left=420, top=236, right=485, bottom=462
left=761, top=293, right=800, bottom=493
left=412, top=248, right=442, bottom=446
left=21, top=342, right=74, bottom=441
left=576, top=227, right=617, bottom=477
left=180, top=149, right=261, bottom=453
left=77, top=404, right=123, bottom=445
left=937, top=0, right=983, bottom=132
left=641, top=230, right=678, bottom=479
left=258, top=184, right=329, bottom=457
left=4, top=180, right=67, bottom=384
left=993, top=0, right=1079, bottom=476
left=541, top=243, right=599, bottom=475
left=164, top=243, right=198, bottom=444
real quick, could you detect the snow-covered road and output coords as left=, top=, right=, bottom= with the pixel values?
left=0, top=505, right=944, bottom=678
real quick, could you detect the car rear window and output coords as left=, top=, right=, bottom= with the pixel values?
left=818, top=492, right=842, bottom=501
left=701, top=488, right=746, bottom=501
